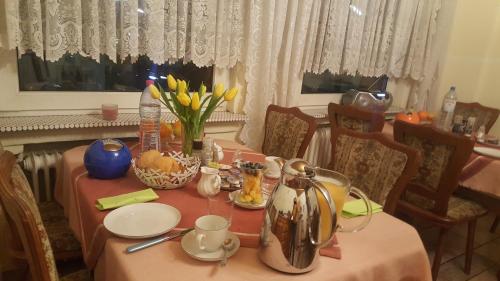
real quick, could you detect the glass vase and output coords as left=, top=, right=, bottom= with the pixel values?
left=181, top=122, right=204, bottom=156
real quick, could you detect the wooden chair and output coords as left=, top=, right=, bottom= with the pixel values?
left=491, top=216, right=499, bottom=233
left=454, top=102, right=500, bottom=133
left=262, top=104, right=317, bottom=159
left=393, top=120, right=487, bottom=280
left=0, top=151, right=89, bottom=281
left=328, top=127, right=420, bottom=214
left=328, top=103, right=385, bottom=133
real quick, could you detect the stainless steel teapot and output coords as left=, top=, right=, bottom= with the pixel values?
left=259, top=158, right=337, bottom=273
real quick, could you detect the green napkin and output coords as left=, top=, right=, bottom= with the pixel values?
left=342, top=199, right=383, bottom=218
left=96, top=188, right=159, bottom=211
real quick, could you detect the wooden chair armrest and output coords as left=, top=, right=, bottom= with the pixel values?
left=397, top=200, right=455, bottom=228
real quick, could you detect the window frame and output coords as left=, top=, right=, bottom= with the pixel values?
left=0, top=50, right=220, bottom=116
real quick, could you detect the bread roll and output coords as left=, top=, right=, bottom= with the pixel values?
left=152, top=156, right=176, bottom=174
left=170, top=159, right=181, bottom=173
left=138, top=150, right=161, bottom=168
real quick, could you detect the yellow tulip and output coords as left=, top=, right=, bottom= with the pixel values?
left=149, top=84, right=161, bottom=99
left=167, top=74, right=177, bottom=91
left=224, top=87, right=238, bottom=101
left=199, top=83, right=207, bottom=97
left=177, top=92, right=191, bottom=106
left=191, top=92, right=200, bottom=110
left=178, top=80, right=187, bottom=94
left=213, top=83, right=224, bottom=98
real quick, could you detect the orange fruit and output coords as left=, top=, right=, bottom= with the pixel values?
left=173, top=120, right=182, bottom=137
left=395, top=112, right=420, bottom=124
left=417, top=111, right=430, bottom=121
left=160, top=121, right=173, bottom=139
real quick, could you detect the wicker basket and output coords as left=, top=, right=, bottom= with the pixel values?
left=132, top=151, right=201, bottom=190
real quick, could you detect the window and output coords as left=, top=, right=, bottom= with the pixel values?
left=17, top=51, right=214, bottom=92
left=301, top=71, right=388, bottom=94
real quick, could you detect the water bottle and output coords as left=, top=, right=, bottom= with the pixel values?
left=438, top=86, right=457, bottom=131
left=139, top=80, right=161, bottom=153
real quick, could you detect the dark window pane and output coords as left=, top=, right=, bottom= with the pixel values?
left=17, top=51, right=213, bottom=92
left=301, top=71, right=388, bottom=94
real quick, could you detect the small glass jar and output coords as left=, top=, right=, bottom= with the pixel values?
left=239, top=162, right=264, bottom=204
left=102, top=104, right=118, bottom=121
left=191, top=140, right=203, bottom=161
left=202, top=138, right=214, bottom=165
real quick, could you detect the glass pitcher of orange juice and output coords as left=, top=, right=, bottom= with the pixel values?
left=313, top=168, right=372, bottom=240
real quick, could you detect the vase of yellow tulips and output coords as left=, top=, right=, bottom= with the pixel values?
left=148, top=74, right=238, bottom=156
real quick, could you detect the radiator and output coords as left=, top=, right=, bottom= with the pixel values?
left=303, top=127, right=331, bottom=168
left=20, top=151, right=62, bottom=203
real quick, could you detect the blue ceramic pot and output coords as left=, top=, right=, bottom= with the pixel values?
left=84, top=139, right=132, bottom=179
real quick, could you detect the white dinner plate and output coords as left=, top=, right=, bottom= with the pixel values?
left=473, top=146, right=500, bottom=159
left=229, top=190, right=268, bottom=210
left=181, top=231, right=240, bottom=262
left=103, top=203, right=181, bottom=239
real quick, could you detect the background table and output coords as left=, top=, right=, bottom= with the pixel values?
left=55, top=141, right=432, bottom=281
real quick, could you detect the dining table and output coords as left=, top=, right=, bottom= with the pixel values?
left=54, top=139, right=432, bottom=281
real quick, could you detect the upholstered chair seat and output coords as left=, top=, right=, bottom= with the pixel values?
left=404, top=192, right=486, bottom=221
left=39, top=201, right=82, bottom=256
left=60, top=269, right=92, bottom=281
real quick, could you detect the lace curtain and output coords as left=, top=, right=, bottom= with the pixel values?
left=4, top=0, right=443, bottom=150
left=241, top=0, right=442, bottom=150
left=303, top=0, right=441, bottom=81
left=4, top=0, right=246, bottom=67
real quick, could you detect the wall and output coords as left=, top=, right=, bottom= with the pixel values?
left=433, top=0, right=500, bottom=135
left=475, top=2, right=500, bottom=134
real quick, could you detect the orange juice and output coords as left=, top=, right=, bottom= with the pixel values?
left=315, top=179, right=347, bottom=242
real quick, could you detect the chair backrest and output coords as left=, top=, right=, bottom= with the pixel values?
left=328, top=103, right=385, bottom=133
left=329, top=127, right=420, bottom=214
left=454, top=102, right=499, bottom=133
left=393, top=120, right=474, bottom=216
left=0, top=151, right=59, bottom=281
left=262, top=104, right=317, bottom=159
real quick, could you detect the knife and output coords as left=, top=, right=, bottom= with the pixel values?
left=126, top=228, right=194, bottom=254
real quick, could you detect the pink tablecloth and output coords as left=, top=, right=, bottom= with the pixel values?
left=94, top=212, right=430, bottom=281
left=55, top=143, right=266, bottom=268
left=56, top=141, right=431, bottom=281
left=460, top=149, right=500, bottom=198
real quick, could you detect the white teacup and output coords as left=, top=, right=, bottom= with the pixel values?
left=264, top=156, right=282, bottom=179
left=195, top=215, right=229, bottom=252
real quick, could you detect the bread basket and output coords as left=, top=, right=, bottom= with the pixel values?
left=132, top=151, right=201, bottom=190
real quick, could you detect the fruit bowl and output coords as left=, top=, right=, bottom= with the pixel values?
left=132, top=151, right=201, bottom=190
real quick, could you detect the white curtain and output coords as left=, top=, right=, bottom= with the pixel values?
left=4, top=0, right=246, bottom=67
left=240, top=0, right=442, bottom=150
left=303, top=0, right=441, bottom=81
left=4, top=0, right=444, bottom=150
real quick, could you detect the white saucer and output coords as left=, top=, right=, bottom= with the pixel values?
left=219, top=164, right=232, bottom=170
left=181, top=231, right=240, bottom=262
left=264, top=171, right=280, bottom=179
left=103, top=203, right=181, bottom=239
left=229, top=190, right=268, bottom=210
left=474, top=146, right=500, bottom=159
